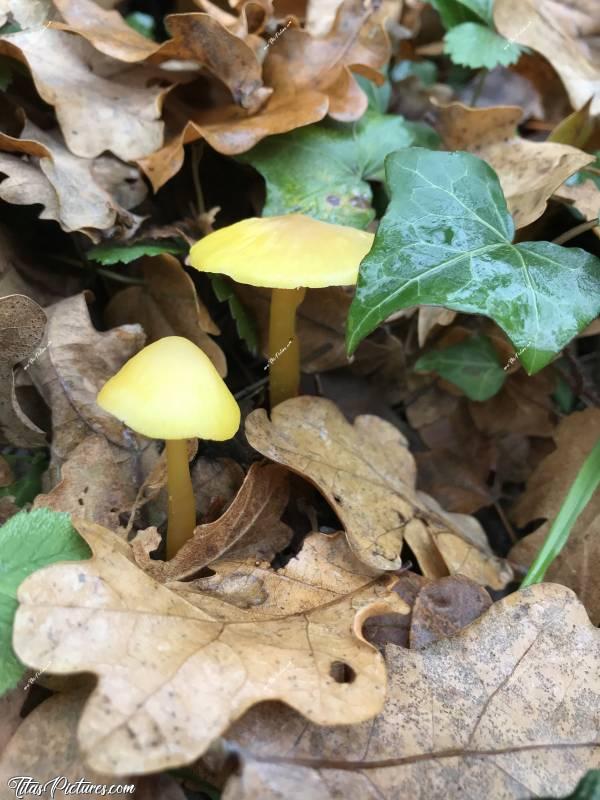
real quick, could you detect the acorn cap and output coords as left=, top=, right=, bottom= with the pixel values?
left=187, top=214, right=374, bottom=289
left=97, top=337, right=240, bottom=441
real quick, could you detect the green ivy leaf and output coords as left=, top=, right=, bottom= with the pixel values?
left=211, top=276, right=259, bottom=356
left=346, top=148, right=600, bottom=374
left=444, top=22, right=522, bottom=69
left=87, top=240, right=186, bottom=265
left=0, top=509, right=90, bottom=695
left=414, top=334, right=506, bottom=401
left=239, top=113, right=440, bottom=229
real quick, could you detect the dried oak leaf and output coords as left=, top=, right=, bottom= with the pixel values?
left=13, top=520, right=407, bottom=774
left=0, top=120, right=145, bottom=240
left=0, top=293, right=46, bottom=447
left=0, top=28, right=169, bottom=161
left=494, top=0, right=600, bottom=115
left=225, top=584, right=600, bottom=800
left=510, top=409, right=600, bottom=625
left=137, top=56, right=328, bottom=192
left=28, top=292, right=147, bottom=464
left=33, top=434, right=142, bottom=532
left=105, top=254, right=226, bottom=377
left=137, top=0, right=388, bottom=190
left=435, top=102, right=593, bottom=228
left=0, top=690, right=123, bottom=797
left=245, top=397, right=511, bottom=587
left=180, top=530, right=379, bottom=617
left=133, top=462, right=291, bottom=581
left=267, top=0, right=389, bottom=121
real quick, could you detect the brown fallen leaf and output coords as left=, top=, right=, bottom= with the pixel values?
left=510, top=409, right=600, bottom=624
left=137, top=1, right=387, bottom=189
left=0, top=689, right=128, bottom=798
left=0, top=293, right=46, bottom=447
left=245, top=397, right=512, bottom=587
left=33, top=434, right=141, bottom=532
left=269, top=0, right=388, bottom=120
left=51, top=0, right=163, bottom=62
left=225, top=584, right=600, bottom=799
left=409, top=574, right=492, bottom=649
left=494, top=0, right=600, bottom=115
left=0, top=28, right=169, bottom=161
left=138, top=57, right=328, bottom=191
left=28, top=292, right=147, bottom=460
left=555, top=177, right=600, bottom=240
left=468, top=370, right=557, bottom=438
left=418, top=306, right=457, bottom=347
left=435, top=102, right=594, bottom=228
left=0, top=120, right=145, bottom=239
left=105, top=254, right=226, bottom=377
left=54, top=3, right=271, bottom=113
left=132, top=463, right=292, bottom=581
left=181, top=530, right=379, bottom=617
left=13, top=519, right=408, bottom=774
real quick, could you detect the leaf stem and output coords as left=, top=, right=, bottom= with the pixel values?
left=553, top=218, right=600, bottom=245
left=521, top=436, right=600, bottom=587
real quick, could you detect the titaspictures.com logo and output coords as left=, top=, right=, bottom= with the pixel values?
left=6, top=776, right=135, bottom=798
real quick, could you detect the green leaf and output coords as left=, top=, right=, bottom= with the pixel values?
left=444, top=22, right=522, bottom=69
left=427, top=0, right=479, bottom=29
left=87, top=240, right=186, bottom=265
left=565, top=151, right=600, bottom=191
left=456, top=0, right=493, bottom=25
left=346, top=148, right=600, bottom=374
left=391, top=59, right=438, bottom=86
left=239, top=113, right=440, bottom=229
left=211, top=275, right=259, bottom=356
left=0, top=451, right=47, bottom=507
left=125, top=11, right=156, bottom=40
left=354, top=72, right=391, bottom=113
left=0, top=509, right=90, bottom=695
left=415, top=334, right=506, bottom=401
left=541, top=771, right=600, bottom=800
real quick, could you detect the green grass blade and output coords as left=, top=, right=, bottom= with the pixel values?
left=521, top=436, right=600, bottom=587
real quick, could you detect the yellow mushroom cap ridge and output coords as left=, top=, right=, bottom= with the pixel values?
left=96, top=337, right=240, bottom=441
left=187, top=214, right=375, bottom=289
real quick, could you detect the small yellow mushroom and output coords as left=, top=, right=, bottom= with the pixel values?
left=96, top=336, right=240, bottom=559
left=188, top=214, right=374, bottom=407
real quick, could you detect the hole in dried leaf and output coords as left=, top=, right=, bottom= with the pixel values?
left=329, top=661, right=356, bottom=684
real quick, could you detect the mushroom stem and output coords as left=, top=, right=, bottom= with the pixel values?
left=268, top=286, right=306, bottom=407
left=165, top=439, right=196, bottom=559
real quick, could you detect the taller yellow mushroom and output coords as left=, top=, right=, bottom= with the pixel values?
left=97, top=336, right=240, bottom=559
left=188, top=214, right=374, bottom=406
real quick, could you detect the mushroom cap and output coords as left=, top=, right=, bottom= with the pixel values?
left=187, top=214, right=374, bottom=289
left=97, top=337, right=240, bottom=441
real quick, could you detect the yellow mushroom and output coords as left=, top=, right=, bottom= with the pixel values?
left=96, top=336, right=240, bottom=559
left=187, top=214, right=374, bottom=407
